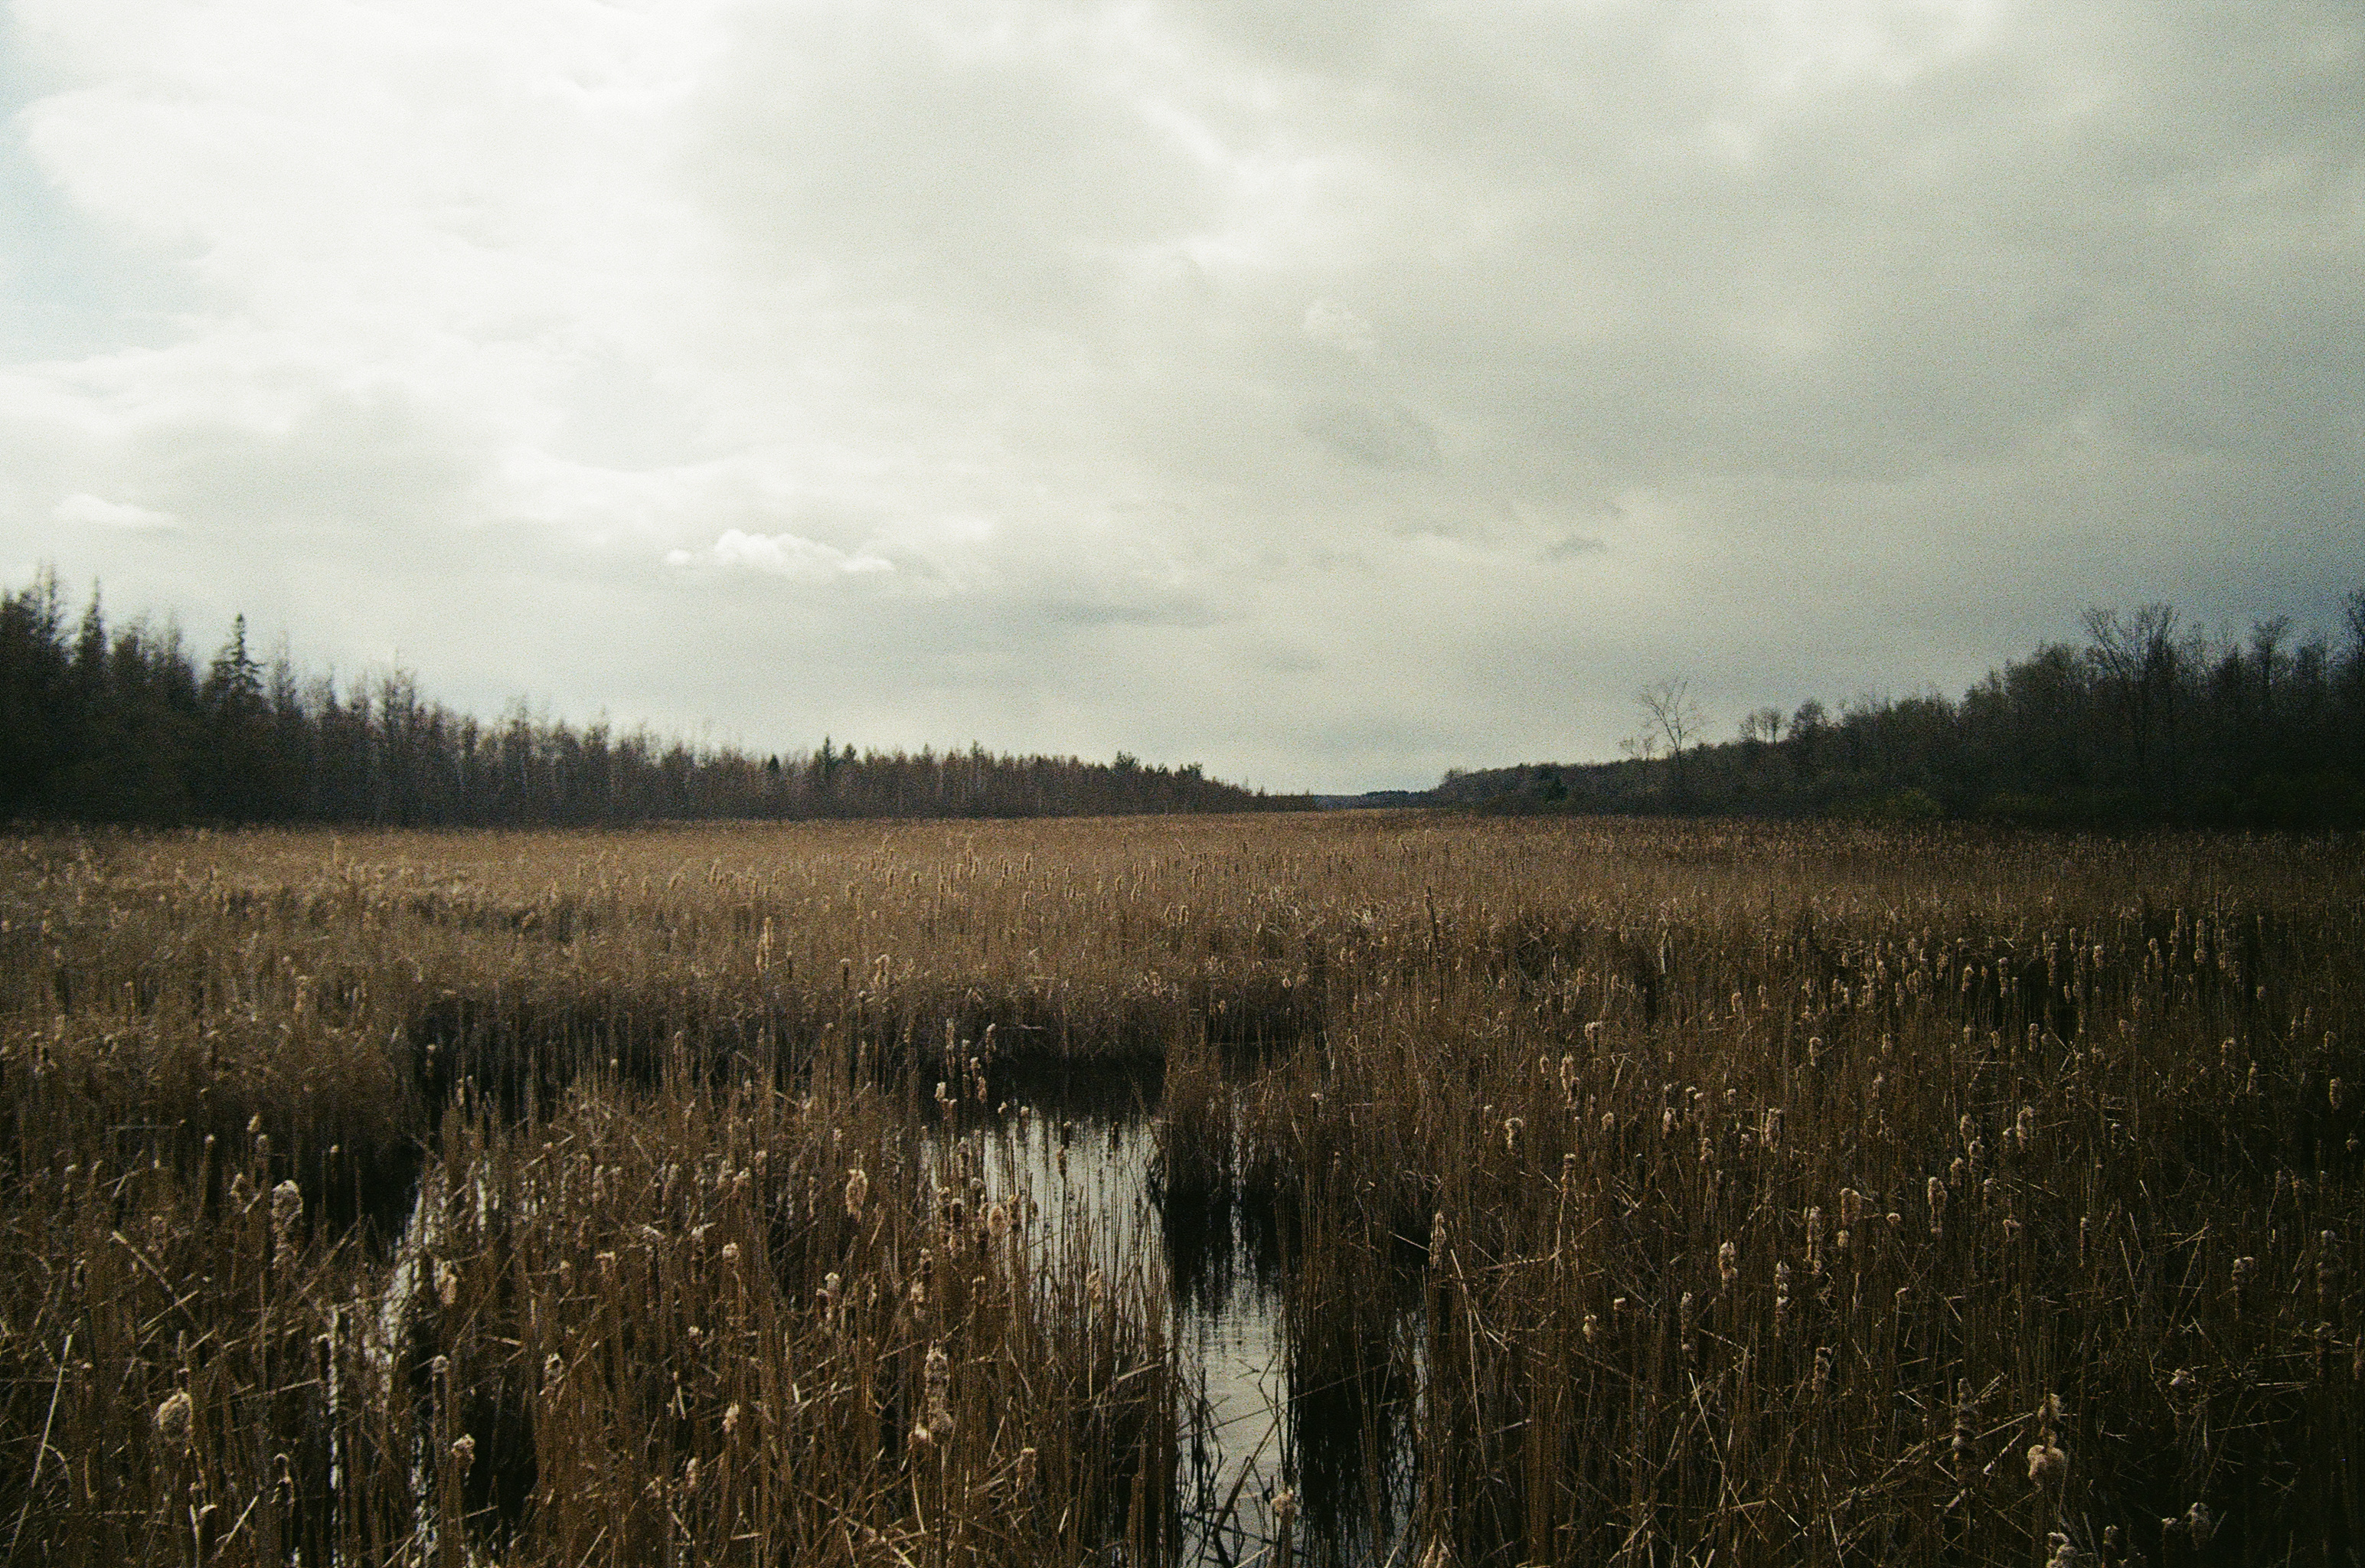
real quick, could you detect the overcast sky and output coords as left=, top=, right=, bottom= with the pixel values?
left=2, top=0, right=2359, bottom=792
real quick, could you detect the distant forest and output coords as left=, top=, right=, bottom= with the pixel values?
left=0, top=574, right=1302, bottom=826
left=1439, top=594, right=2365, bottom=829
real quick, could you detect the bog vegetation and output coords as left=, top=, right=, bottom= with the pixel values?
left=1, top=814, right=2358, bottom=1566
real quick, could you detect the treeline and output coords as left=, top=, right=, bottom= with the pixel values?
left=1443, top=593, right=2365, bottom=828
left=0, top=575, right=1302, bottom=826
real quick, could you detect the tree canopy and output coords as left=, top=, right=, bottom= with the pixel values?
left=0, top=574, right=1301, bottom=827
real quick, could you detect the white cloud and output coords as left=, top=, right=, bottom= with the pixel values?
left=54, top=491, right=176, bottom=530
left=0, top=0, right=2357, bottom=789
left=672, top=528, right=895, bottom=583
left=1302, top=298, right=1377, bottom=360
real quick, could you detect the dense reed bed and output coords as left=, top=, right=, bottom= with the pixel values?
left=1191, top=825, right=2364, bottom=1566
left=1, top=816, right=2357, bottom=1565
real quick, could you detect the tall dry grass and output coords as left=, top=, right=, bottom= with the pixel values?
left=1, top=816, right=2357, bottom=1565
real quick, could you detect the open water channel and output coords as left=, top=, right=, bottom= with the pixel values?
left=954, top=1070, right=1426, bottom=1567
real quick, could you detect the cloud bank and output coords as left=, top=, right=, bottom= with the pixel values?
left=2, top=0, right=2359, bottom=789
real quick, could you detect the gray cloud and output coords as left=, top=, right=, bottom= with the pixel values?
left=0, top=0, right=2357, bottom=791
left=1297, top=397, right=1439, bottom=470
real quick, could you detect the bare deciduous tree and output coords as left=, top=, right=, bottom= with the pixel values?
left=1635, top=678, right=1704, bottom=798
left=2083, top=603, right=2181, bottom=801
left=1639, top=678, right=1702, bottom=754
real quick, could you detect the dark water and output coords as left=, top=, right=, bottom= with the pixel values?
left=948, top=1072, right=1423, bottom=1566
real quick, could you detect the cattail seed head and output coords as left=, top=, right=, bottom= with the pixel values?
left=844, top=1167, right=869, bottom=1220
left=155, top=1389, right=193, bottom=1447
left=1717, top=1240, right=1739, bottom=1290
left=269, top=1180, right=302, bottom=1250
left=435, top=1259, right=459, bottom=1309
left=1429, top=1212, right=1448, bottom=1269
left=2027, top=1443, right=2067, bottom=1487
left=923, top=1344, right=954, bottom=1435
left=451, top=1434, right=476, bottom=1475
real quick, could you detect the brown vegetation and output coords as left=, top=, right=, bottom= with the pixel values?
left=1, top=816, right=2357, bottom=1564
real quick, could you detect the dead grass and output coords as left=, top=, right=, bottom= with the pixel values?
left=0, top=816, right=2357, bottom=1565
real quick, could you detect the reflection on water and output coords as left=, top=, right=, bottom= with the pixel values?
left=937, top=1070, right=1419, bottom=1566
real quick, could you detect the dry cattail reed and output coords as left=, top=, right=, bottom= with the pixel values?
left=844, top=1166, right=869, bottom=1220
left=8, top=809, right=2358, bottom=1567
left=2027, top=1393, right=2069, bottom=1488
